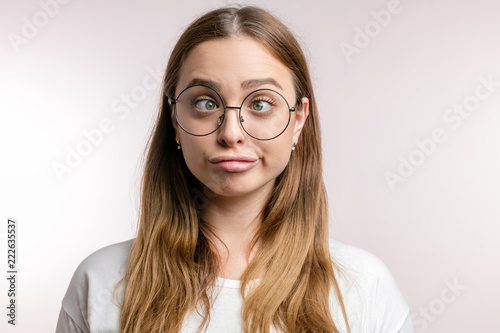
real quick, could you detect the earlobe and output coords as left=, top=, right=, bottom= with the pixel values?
left=293, top=97, right=309, bottom=142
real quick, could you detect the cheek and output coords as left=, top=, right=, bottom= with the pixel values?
left=262, top=141, right=292, bottom=171
left=179, top=140, right=205, bottom=174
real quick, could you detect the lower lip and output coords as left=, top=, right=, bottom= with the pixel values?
left=211, top=160, right=257, bottom=172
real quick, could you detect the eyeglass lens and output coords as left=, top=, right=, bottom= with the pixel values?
left=174, top=85, right=291, bottom=140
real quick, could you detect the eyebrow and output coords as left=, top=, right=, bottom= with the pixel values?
left=241, top=78, right=283, bottom=90
left=186, top=78, right=220, bottom=91
left=185, top=77, right=284, bottom=91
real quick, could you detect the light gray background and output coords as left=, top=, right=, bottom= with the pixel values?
left=1, top=0, right=499, bottom=332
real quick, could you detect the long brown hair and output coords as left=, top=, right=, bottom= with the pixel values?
left=119, top=6, right=350, bottom=333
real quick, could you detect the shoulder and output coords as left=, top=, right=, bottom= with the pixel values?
left=328, top=239, right=414, bottom=333
left=329, top=239, right=394, bottom=280
left=66, top=239, right=133, bottom=292
left=58, top=239, right=134, bottom=333
left=74, top=238, right=133, bottom=274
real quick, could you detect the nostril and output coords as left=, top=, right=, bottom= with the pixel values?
left=216, top=110, right=246, bottom=146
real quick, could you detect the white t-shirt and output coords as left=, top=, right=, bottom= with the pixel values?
left=56, top=239, right=414, bottom=332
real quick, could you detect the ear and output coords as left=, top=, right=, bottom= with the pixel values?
left=169, top=98, right=180, bottom=140
left=292, top=97, right=309, bottom=143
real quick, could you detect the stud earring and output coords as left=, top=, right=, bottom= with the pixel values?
left=291, top=140, right=296, bottom=151
left=176, top=139, right=181, bottom=150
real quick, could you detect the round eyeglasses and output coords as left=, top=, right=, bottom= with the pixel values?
left=169, top=85, right=296, bottom=141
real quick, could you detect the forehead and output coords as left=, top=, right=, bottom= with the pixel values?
left=176, top=37, right=295, bottom=97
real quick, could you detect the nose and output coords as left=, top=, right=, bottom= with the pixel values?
left=217, top=107, right=246, bottom=146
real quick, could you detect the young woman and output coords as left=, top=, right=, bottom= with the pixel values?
left=56, top=6, right=413, bottom=333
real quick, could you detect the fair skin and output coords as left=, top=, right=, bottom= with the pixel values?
left=171, top=36, right=309, bottom=279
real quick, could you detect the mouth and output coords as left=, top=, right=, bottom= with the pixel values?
left=209, top=155, right=258, bottom=172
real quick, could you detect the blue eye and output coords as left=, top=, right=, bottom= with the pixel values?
left=251, top=100, right=271, bottom=111
left=195, top=99, right=217, bottom=111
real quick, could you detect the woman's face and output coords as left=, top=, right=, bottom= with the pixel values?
left=171, top=36, right=309, bottom=200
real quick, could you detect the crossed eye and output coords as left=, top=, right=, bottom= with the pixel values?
left=250, top=100, right=272, bottom=112
left=195, top=99, right=218, bottom=111
left=194, top=98, right=273, bottom=112
left=172, top=84, right=296, bottom=140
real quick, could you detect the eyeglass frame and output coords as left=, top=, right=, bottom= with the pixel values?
left=168, top=84, right=297, bottom=141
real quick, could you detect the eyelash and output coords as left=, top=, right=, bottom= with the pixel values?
left=250, top=96, right=276, bottom=106
left=192, top=96, right=218, bottom=106
left=190, top=94, right=277, bottom=108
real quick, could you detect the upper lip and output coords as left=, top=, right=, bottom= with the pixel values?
left=209, top=155, right=258, bottom=163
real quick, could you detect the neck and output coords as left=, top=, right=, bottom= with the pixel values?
left=198, top=183, right=273, bottom=279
